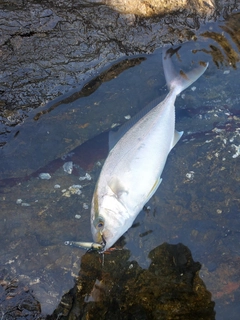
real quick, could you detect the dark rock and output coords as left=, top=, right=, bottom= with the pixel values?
left=0, top=0, right=239, bottom=126
left=52, top=243, right=215, bottom=320
left=0, top=268, right=42, bottom=319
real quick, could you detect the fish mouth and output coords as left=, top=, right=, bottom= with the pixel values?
left=92, top=231, right=106, bottom=253
left=92, top=226, right=114, bottom=251
left=100, top=231, right=106, bottom=248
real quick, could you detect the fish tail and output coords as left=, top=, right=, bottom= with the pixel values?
left=162, top=46, right=208, bottom=95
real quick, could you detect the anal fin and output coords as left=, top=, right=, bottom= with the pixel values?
left=171, top=130, right=183, bottom=149
left=146, top=177, right=162, bottom=203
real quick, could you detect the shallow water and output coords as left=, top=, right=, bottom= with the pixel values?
left=0, top=13, right=240, bottom=319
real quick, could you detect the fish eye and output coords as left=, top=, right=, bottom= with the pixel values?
left=94, top=216, right=104, bottom=230
left=98, top=221, right=104, bottom=228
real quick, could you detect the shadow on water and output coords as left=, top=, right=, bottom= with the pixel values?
left=0, top=10, right=240, bottom=320
left=1, top=242, right=216, bottom=320
left=0, top=57, right=146, bottom=179
left=49, top=242, right=215, bottom=320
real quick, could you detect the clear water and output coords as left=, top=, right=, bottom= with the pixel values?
left=0, top=14, right=240, bottom=318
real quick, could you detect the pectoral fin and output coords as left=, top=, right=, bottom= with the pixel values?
left=108, top=177, right=128, bottom=198
left=146, top=177, right=162, bottom=203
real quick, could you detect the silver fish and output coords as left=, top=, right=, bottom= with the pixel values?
left=88, top=47, right=208, bottom=252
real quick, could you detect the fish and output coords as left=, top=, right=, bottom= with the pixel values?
left=67, top=46, right=208, bottom=253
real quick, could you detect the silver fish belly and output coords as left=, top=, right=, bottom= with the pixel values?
left=90, top=47, right=208, bottom=251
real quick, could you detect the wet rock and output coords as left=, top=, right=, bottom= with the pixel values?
left=48, top=291, right=74, bottom=318
left=1, top=21, right=240, bottom=180
left=0, top=58, right=145, bottom=178
left=0, top=0, right=239, bottom=133
left=0, top=268, right=42, bottom=319
left=0, top=3, right=239, bottom=317
left=52, top=243, right=215, bottom=319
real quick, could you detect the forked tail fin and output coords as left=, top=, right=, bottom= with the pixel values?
left=162, top=46, right=208, bottom=96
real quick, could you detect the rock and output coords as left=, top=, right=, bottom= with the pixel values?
left=53, top=243, right=215, bottom=319
left=0, top=0, right=239, bottom=130
left=90, top=0, right=215, bottom=17
left=0, top=268, right=41, bottom=319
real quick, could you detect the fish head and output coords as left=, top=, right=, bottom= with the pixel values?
left=91, top=188, right=130, bottom=252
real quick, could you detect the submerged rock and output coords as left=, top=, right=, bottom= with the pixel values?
left=51, top=243, right=215, bottom=319
left=0, top=268, right=41, bottom=319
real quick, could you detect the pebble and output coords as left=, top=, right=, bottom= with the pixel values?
left=39, top=173, right=51, bottom=180
left=21, top=202, right=31, bottom=207
left=63, top=161, right=73, bottom=174
left=83, top=203, right=88, bottom=210
left=186, top=171, right=194, bottom=180
left=79, top=173, right=91, bottom=181
left=62, top=191, right=71, bottom=198
left=71, top=184, right=82, bottom=189
left=75, top=214, right=81, bottom=219
left=232, top=144, right=240, bottom=158
left=68, top=185, right=82, bottom=195
left=62, top=185, right=82, bottom=197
